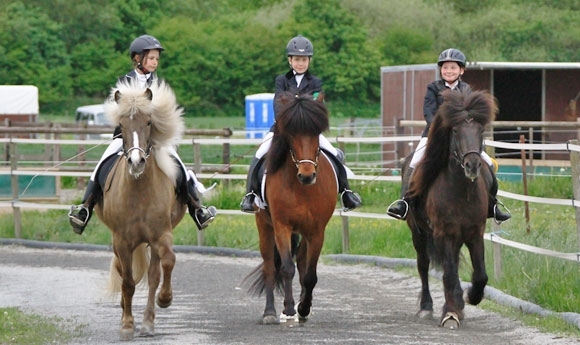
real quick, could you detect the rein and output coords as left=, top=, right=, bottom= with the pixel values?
left=290, top=148, right=319, bottom=169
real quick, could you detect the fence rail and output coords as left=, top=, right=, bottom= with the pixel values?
left=1, top=126, right=580, bottom=279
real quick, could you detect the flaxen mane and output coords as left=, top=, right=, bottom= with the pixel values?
left=267, top=92, right=329, bottom=174
left=105, top=80, right=185, bottom=149
left=408, top=90, right=497, bottom=198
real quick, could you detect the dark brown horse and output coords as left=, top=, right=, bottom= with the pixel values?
left=94, top=80, right=187, bottom=340
left=405, top=90, right=497, bottom=329
left=244, top=93, right=337, bottom=324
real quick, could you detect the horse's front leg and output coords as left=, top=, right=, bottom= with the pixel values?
left=437, top=233, right=464, bottom=329
left=156, top=233, right=176, bottom=309
left=296, top=234, right=322, bottom=320
left=464, top=231, right=488, bottom=306
left=140, top=245, right=160, bottom=338
left=116, top=247, right=136, bottom=341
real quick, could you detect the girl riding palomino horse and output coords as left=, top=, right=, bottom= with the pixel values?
left=240, top=35, right=362, bottom=213
left=69, top=34, right=216, bottom=234
left=386, top=48, right=510, bottom=224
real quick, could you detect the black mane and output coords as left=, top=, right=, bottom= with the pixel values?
left=409, top=90, right=497, bottom=198
left=267, top=93, right=329, bottom=174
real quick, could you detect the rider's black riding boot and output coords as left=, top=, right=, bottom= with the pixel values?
left=68, top=180, right=97, bottom=235
left=240, top=157, right=261, bottom=213
left=186, top=177, right=216, bottom=231
left=486, top=164, right=511, bottom=224
left=328, top=152, right=361, bottom=212
left=387, top=167, right=414, bottom=220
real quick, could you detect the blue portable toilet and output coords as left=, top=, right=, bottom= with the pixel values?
left=245, top=93, right=275, bottom=139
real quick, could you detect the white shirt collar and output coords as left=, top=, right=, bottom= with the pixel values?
left=445, top=80, right=459, bottom=90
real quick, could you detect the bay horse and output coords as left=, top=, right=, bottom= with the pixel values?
left=94, top=80, right=187, bottom=340
left=405, top=90, right=497, bottom=329
left=244, top=93, right=337, bottom=324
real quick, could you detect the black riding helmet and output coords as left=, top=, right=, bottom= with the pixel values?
left=437, top=48, right=466, bottom=68
left=129, top=34, right=164, bottom=59
left=286, top=35, right=313, bottom=57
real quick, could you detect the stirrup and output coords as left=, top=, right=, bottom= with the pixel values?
left=194, top=206, right=217, bottom=230
left=340, top=189, right=361, bottom=212
left=68, top=205, right=90, bottom=234
left=386, top=199, right=409, bottom=220
left=240, top=192, right=259, bottom=214
left=493, top=201, right=511, bottom=225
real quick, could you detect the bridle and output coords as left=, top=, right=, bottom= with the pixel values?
left=123, top=141, right=152, bottom=160
left=451, top=118, right=482, bottom=168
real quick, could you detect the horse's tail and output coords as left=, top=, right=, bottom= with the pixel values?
left=243, top=234, right=300, bottom=297
left=107, top=243, right=150, bottom=295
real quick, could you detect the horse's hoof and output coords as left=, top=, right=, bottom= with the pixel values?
left=296, top=302, right=311, bottom=321
left=416, top=309, right=433, bottom=320
left=440, top=312, right=460, bottom=329
left=138, top=324, right=155, bottom=337
left=262, top=314, right=278, bottom=325
left=119, top=328, right=134, bottom=341
left=279, top=312, right=299, bottom=323
left=157, top=295, right=172, bottom=308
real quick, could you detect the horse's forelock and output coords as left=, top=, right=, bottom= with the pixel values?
left=438, top=90, right=495, bottom=129
left=105, top=80, right=184, bottom=147
left=275, top=94, right=329, bottom=137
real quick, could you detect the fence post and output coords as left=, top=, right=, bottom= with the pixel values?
left=486, top=140, right=503, bottom=279
left=569, top=139, right=580, bottom=251
left=341, top=215, right=350, bottom=253
left=9, top=139, right=22, bottom=238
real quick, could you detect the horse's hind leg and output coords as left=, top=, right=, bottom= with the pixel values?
left=464, top=235, right=488, bottom=306
left=411, top=229, right=433, bottom=319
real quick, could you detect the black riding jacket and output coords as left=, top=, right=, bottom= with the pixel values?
left=273, top=69, right=323, bottom=118
left=421, top=79, right=471, bottom=137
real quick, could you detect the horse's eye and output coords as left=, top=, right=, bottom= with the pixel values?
left=147, top=121, right=152, bottom=126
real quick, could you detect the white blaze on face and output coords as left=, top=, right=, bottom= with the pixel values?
left=130, top=131, right=140, bottom=162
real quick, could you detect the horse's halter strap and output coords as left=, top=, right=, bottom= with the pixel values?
left=290, top=148, right=319, bottom=169
left=451, top=118, right=482, bottom=167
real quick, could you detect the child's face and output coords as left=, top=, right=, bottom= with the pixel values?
left=139, top=49, right=160, bottom=73
left=440, top=61, right=464, bottom=83
left=288, top=55, right=310, bottom=74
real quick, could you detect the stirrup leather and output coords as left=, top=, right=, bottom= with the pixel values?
left=386, top=199, right=409, bottom=220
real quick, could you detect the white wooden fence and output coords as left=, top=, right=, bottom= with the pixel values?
left=1, top=135, right=580, bottom=278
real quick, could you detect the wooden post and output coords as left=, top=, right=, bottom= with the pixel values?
left=520, top=135, right=530, bottom=233
left=341, top=215, right=350, bottom=253
left=9, top=140, right=21, bottom=238
left=569, top=139, right=580, bottom=251
left=492, top=232, right=503, bottom=280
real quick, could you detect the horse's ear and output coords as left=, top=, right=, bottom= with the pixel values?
left=114, top=90, right=122, bottom=103
left=144, top=88, right=153, bottom=101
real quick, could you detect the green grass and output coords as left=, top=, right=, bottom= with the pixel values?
left=0, top=307, right=84, bottom=345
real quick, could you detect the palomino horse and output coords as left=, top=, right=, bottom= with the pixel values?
left=94, top=80, right=187, bottom=340
left=244, top=93, right=337, bottom=324
left=405, top=90, right=497, bottom=329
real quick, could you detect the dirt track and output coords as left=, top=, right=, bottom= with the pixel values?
left=0, top=244, right=579, bottom=345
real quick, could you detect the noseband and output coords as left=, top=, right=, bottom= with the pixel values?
left=290, top=148, right=319, bottom=169
left=124, top=143, right=152, bottom=160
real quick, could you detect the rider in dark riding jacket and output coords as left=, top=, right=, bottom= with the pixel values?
left=386, top=48, right=511, bottom=224
left=239, top=35, right=362, bottom=214
left=68, top=34, right=216, bottom=234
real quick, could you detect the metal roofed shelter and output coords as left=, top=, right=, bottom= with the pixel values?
left=381, top=62, right=580, bottom=168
